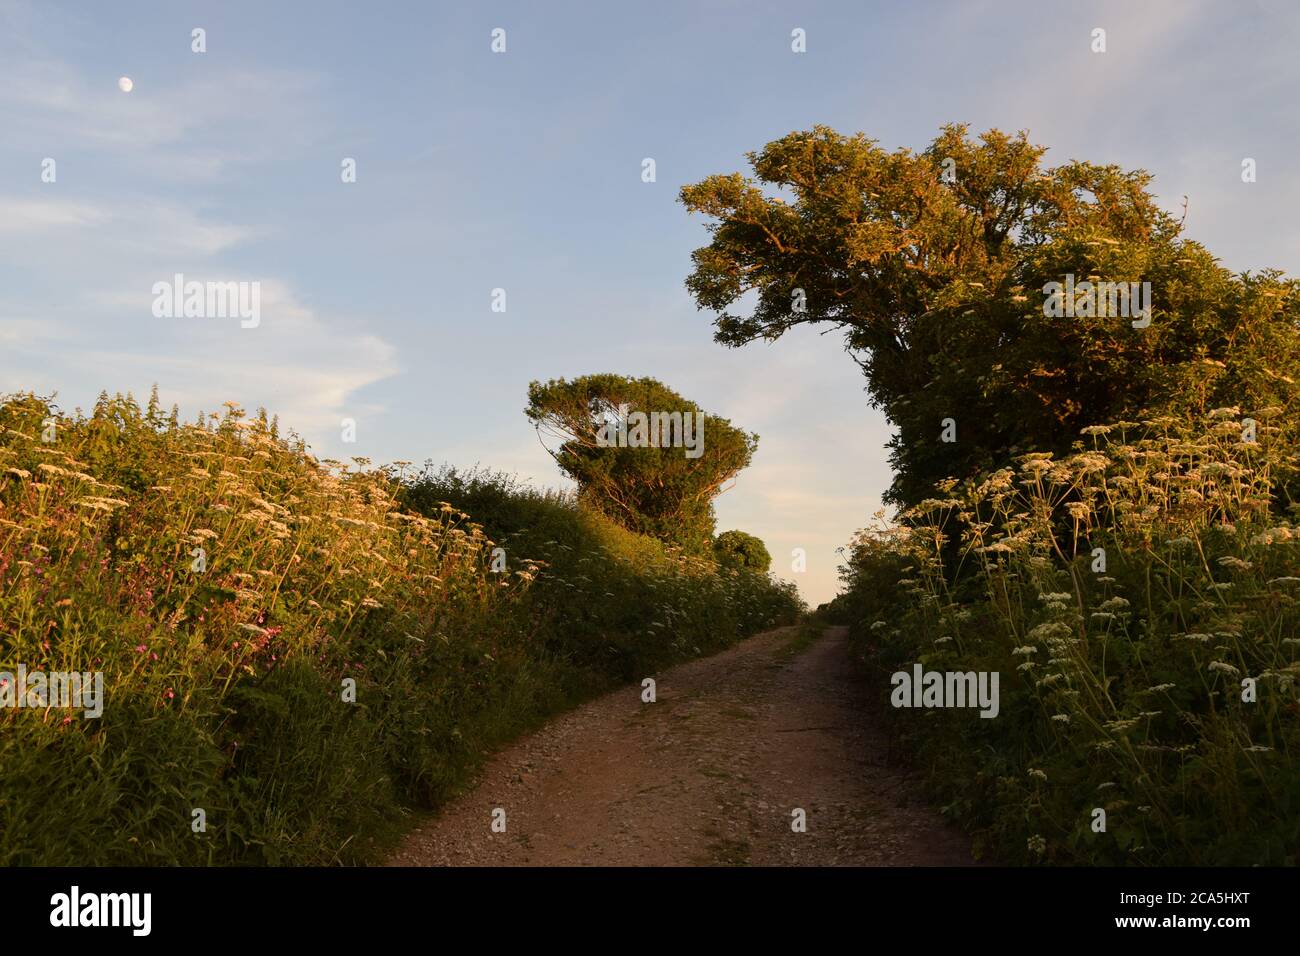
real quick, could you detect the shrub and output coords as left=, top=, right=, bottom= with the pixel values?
left=838, top=409, right=1300, bottom=865
left=402, top=465, right=803, bottom=682
left=713, top=530, right=772, bottom=572
left=0, top=394, right=801, bottom=865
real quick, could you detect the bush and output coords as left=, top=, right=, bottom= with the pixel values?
left=713, top=530, right=772, bottom=572
left=837, top=409, right=1300, bottom=865
left=0, top=396, right=801, bottom=865
left=402, top=465, right=802, bottom=682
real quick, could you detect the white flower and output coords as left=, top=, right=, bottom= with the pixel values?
left=1027, top=621, right=1073, bottom=642
left=1251, top=527, right=1295, bottom=545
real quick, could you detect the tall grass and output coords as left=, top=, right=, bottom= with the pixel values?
left=402, top=465, right=802, bottom=678
left=834, top=408, right=1300, bottom=864
left=0, top=391, right=801, bottom=865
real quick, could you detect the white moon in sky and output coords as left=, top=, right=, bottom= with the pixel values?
left=118, top=76, right=133, bottom=92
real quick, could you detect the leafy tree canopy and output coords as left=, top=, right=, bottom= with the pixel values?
left=682, top=124, right=1300, bottom=506
left=525, top=374, right=758, bottom=553
left=713, top=529, right=772, bottom=572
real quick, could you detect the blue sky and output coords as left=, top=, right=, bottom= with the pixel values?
left=2, top=0, right=1297, bottom=604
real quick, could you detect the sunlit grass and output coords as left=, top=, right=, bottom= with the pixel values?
left=0, top=391, right=802, bottom=865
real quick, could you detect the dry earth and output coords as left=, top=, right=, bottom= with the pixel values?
left=387, top=625, right=975, bottom=866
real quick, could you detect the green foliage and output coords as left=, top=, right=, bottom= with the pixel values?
left=0, top=391, right=801, bottom=865
left=402, top=465, right=803, bottom=682
left=681, top=124, right=1300, bottom=507
left=692, top=124, right=1300, bottom=865
left=836, top=411, right=1300, bottom=865
left=524, top=374, right=757, bottom=554
left=713, top=529, right=771, bottom=572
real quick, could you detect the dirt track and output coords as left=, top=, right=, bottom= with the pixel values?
left=387, top=625, right=974, bottom=866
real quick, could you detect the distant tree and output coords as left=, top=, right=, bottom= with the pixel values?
left=525, top=374, right=757, bottom=553
left=681, top=124, right=1300, bottom=507
left=712, top=530, right=771, bottom=572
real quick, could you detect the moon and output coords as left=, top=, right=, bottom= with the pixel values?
left=118, top=76, right=133, bottom=93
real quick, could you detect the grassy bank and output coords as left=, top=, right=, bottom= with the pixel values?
left=0, top=391, right=801, bottom=865
left=826, top=410, right=1300, bottom=865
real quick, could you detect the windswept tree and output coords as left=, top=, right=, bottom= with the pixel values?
left=681, top=124, right=1300, bottom=507
left=525, top=374, right=757, bottom=553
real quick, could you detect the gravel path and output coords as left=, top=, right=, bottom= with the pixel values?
left=387, top=625, right=975, bottom=866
